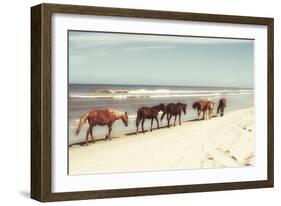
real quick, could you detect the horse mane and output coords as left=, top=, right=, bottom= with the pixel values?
left=177, top=102, right=186, bottom=106
left=108, top=109, right=125, bottom=118
left=153, top=103, right=164, bottom=108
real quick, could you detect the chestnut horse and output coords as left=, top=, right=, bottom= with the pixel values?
left=136, top=103, right=165, bottom=134
left=161, top=103, right=187, bottom=128
left=205, top=101, right=215, bottom=119
left=192, top=99, right=215, bottom=120
left=76, top=109, right=128, bottom=145
left=217, top=98, right=227, bottom=117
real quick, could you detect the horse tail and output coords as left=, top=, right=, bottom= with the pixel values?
left=136, top=110, right=141, bottom=127
left=192, top=102, right=198, bottom=109
left=217, top=103, right=221, bottom=114
left=76, top=112, right=89, bottom=135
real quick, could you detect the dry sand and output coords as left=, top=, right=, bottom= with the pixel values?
left=69, top=108, right=254, bottom=175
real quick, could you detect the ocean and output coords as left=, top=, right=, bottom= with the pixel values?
left=68, top=84, right=254, bottom=145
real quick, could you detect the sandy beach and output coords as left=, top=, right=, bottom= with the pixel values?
left=69, top=107, right=254, bottom=175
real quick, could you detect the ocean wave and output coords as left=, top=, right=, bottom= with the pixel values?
left=87, top=88, right=253, bottom=94
left=69, top=88, right=253, bottom=99
left=95, top=89, right=129, bottom=94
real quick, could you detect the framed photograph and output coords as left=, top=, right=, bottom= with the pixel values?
left=31, top=3, right=274, bottom=202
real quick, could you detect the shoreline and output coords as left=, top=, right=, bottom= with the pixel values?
left=69, top=116, right=206, bottom=147
left=69, top=107, right=254, bottom=175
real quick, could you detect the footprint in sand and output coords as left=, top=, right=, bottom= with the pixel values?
left=244, top=153, right=255, bottom=166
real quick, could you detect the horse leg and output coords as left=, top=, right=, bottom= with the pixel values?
left=179, top=113, right=181, bottom=125
left=167, top=114, right=171, bottom=128
left=106, top=124, right=112, bottom=140
left=89, top=125, right=95, bottom=144
left=155, top=117, right=159, bottom=129
left=150, top=118, right=154, bottom=132
left=166, top=113, right=169, bottom=128
left=141, top=118, right=145, bottom=134
left=202, top=111, right=205, bottom=120
left=221, top=108, right=224, bottom=117
left=136, top=120, right=139, bottom=134
left=174, top=115, right=177, bottom=127
left=84, top=128, right=90, bottom=146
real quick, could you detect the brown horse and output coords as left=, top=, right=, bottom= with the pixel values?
left=136, top=103, right=165, bottom=134
left=192, top=99, right=208, bottom=120
left=161, top=103, right=187, bottom=128
left=76, top=109, right=128, bottom=145
left=217, top=98, right=227, bottom=117
left=205, top=101, right=215, bottom=119
left=192, top=99, right=215, bottom=120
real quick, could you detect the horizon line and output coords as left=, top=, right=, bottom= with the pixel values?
left=69, top=82, right=254, bottom=90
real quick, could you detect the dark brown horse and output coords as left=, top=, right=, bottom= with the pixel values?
left=192, top=99, right=215, bottom=120
left=161, top=103, right=187, bottom=128
left=136, top=104, right=165, bottom=134
left=217, top=98, right=227, bottom=117
left=76, top=109, right=128, bottom=145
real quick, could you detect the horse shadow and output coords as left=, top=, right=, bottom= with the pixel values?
left=71, top=136, right=121, bottom=147
left=125, top=114, right=219, bottom=136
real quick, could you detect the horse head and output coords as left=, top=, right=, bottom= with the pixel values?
left=182, top=104, right=187, bottom=115
left=178, top=103, right=187, bottom=114
left=157, top=104, right=166, bottom=121
left=192, top=101, right=203, bottom=116
left=159, top=103, right=166, bottom=112
left=192, top=102, right=198, bottom=110
left=122, top=112, right=129, bottom=127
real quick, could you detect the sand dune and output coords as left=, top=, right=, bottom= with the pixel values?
left=69, top=108, right=254, bottom=175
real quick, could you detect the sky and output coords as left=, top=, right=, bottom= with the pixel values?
left=69, top=31, right=254, bottom=88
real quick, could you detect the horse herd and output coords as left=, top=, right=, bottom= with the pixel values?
left=76, top=98, right=227, bottom=145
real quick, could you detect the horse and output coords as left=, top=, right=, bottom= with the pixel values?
left=136, top=103, right=165, bottom=134
left=76, top=108, right=128, bottom=145
left=161, top=103, right=187, bottom=128
left=205, top=101, right=215, bottom=119
left=192, top=99, right=208, bottom=120
left=192, top=99, right=215, bottom=120
left=217, top=98, right=227, bottom=117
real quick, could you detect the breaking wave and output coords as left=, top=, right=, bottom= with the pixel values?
left=69, top=88, right=253, bottom=99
